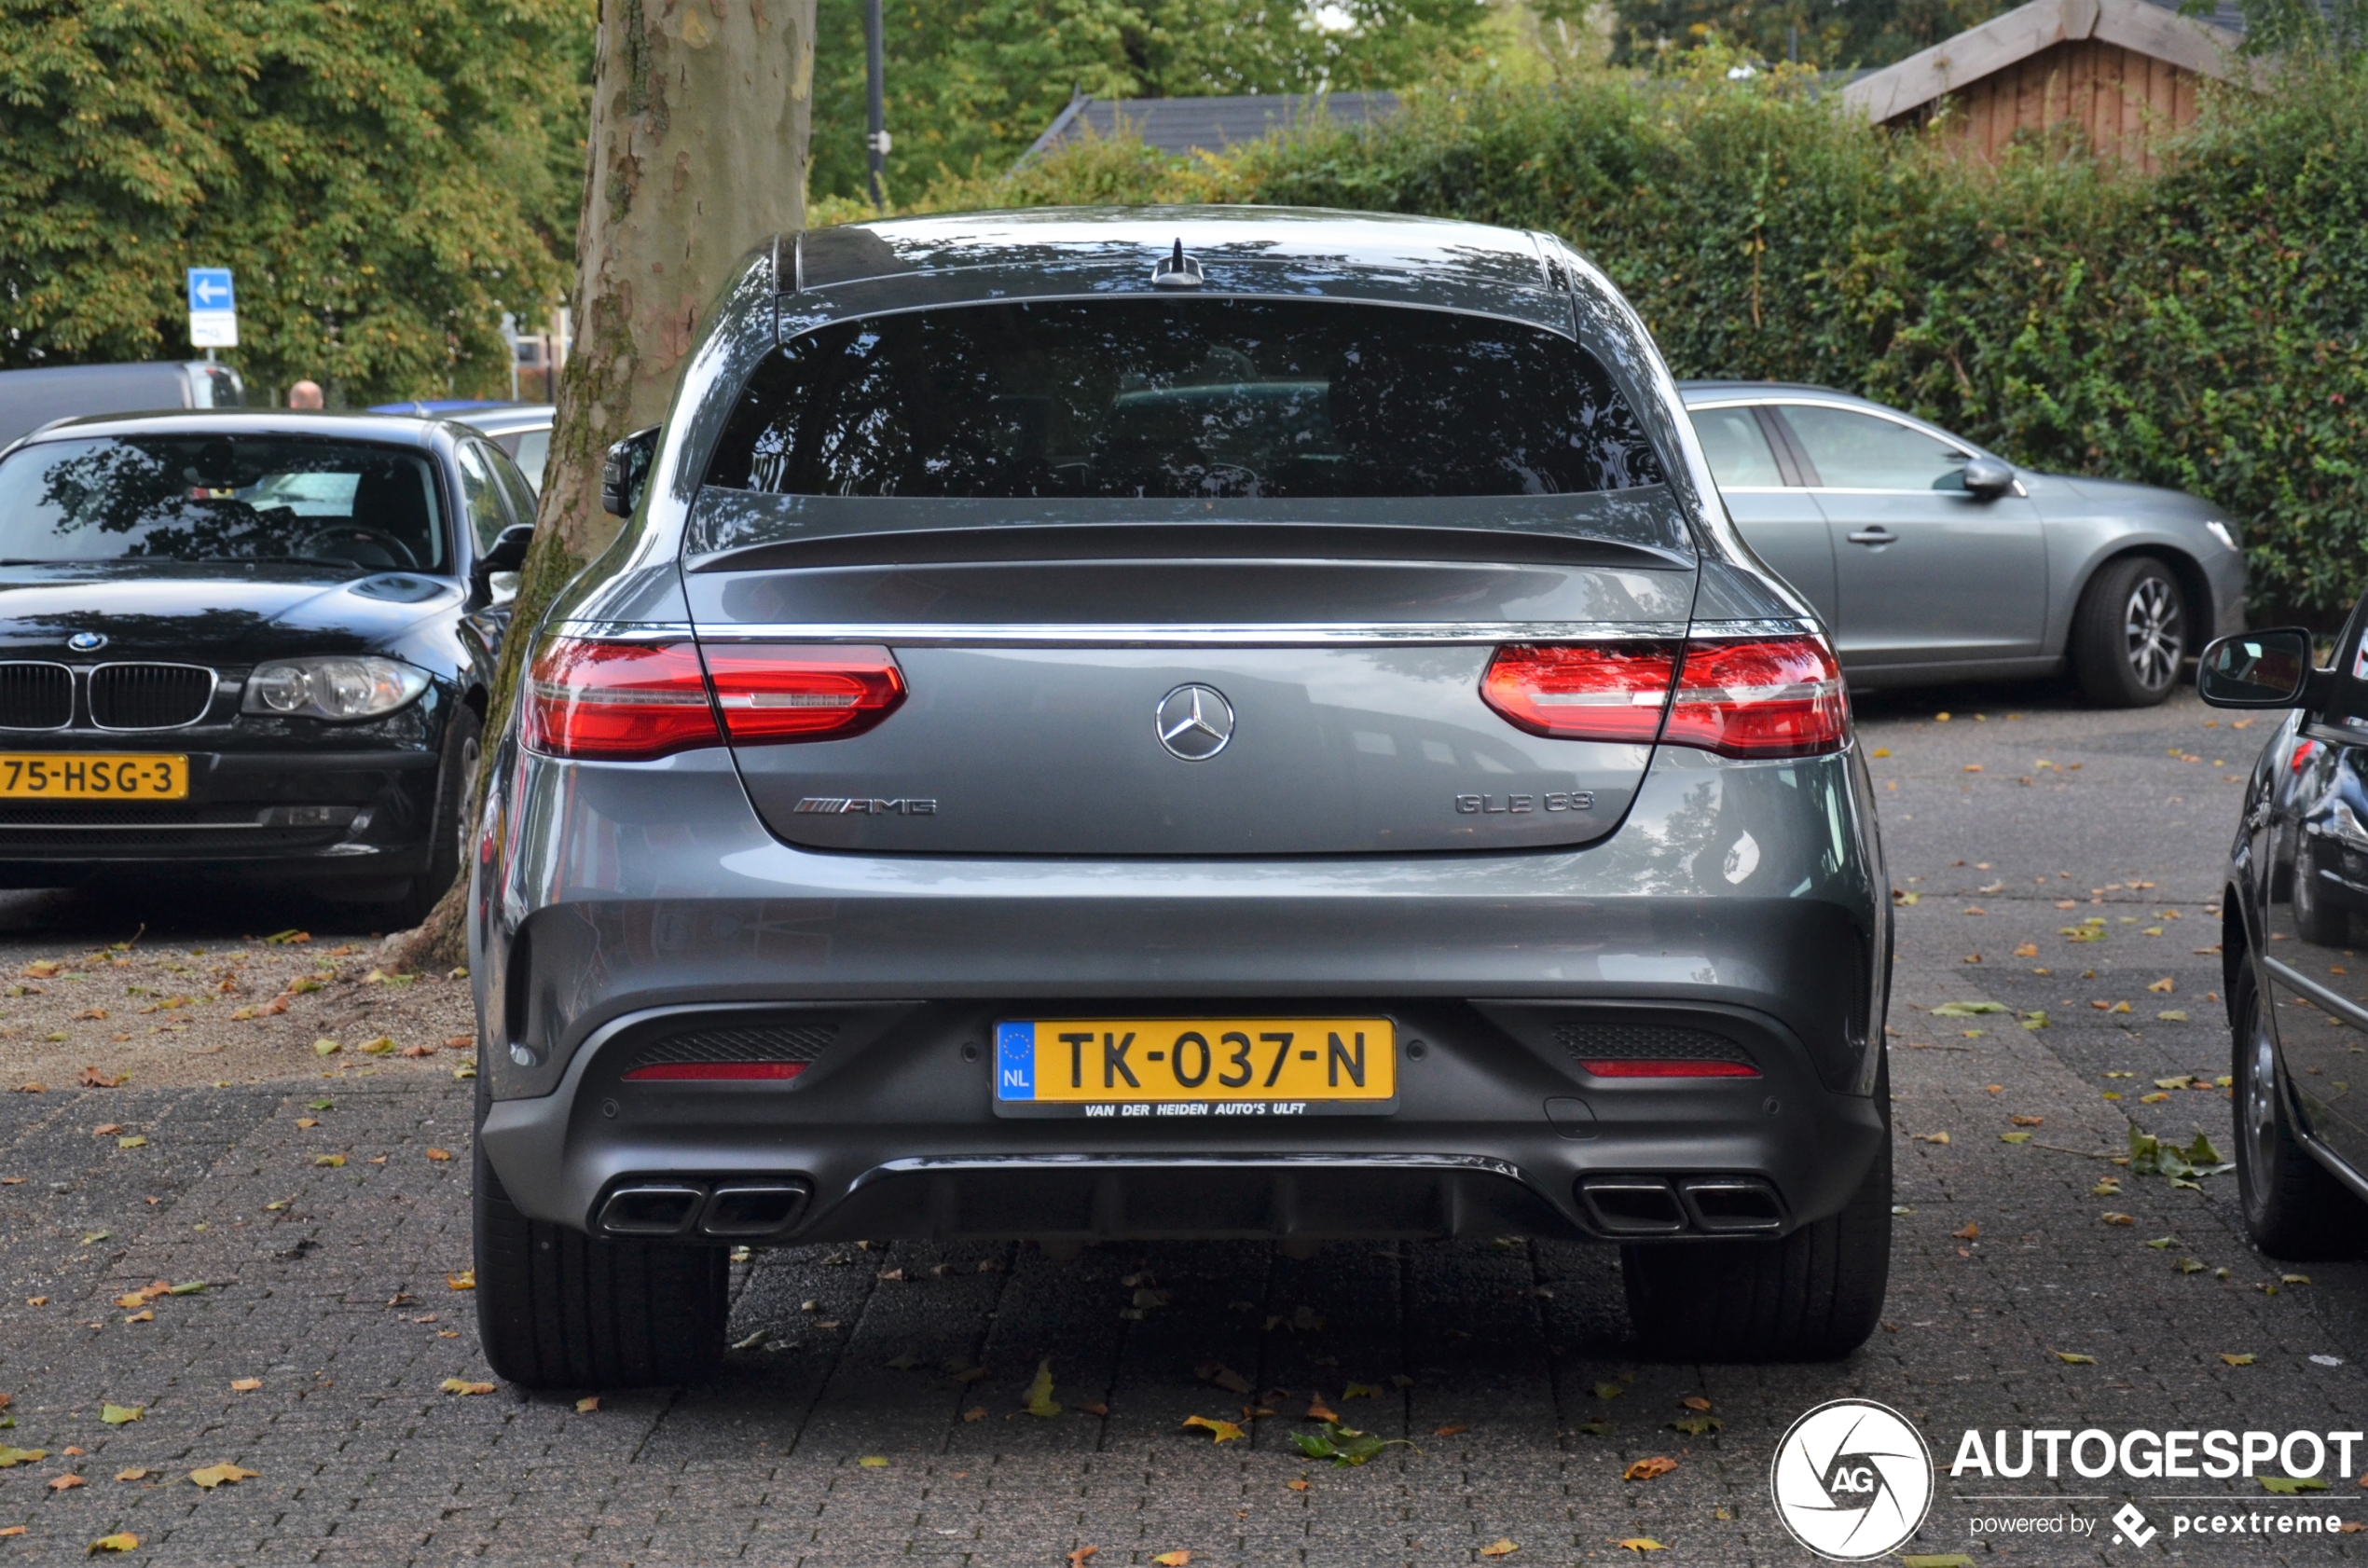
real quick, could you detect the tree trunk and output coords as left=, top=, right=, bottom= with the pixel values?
left=391, top=0, right=817, bottom=971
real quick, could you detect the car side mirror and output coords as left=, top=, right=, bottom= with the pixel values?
left=1960, top=456, right=2017, bottom=499
left=469, top=523, right=534, bottom=602
left=2198, top=627, right=2328, bottom=709
left=601, top=426, right=661, bottom=517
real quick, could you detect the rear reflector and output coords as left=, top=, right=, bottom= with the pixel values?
left=1664, top=637, right=1849, bottom=758
left=701, top=644, right=905, bottom=743
left=1480, top=642, right=1677, bottom=742
left=622, top=1062, right=807, bottom=1082
left=1578, top=1059, right=1759, bottom=1078
left=523, top=639, right=720, bottom=762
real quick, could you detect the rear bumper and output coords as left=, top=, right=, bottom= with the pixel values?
left=472, top=740, right=1892, bottom=1242
left=476, top=995, right=1888, bottom=1244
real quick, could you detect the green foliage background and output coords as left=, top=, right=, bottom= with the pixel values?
left=902, top=58, right=2368, bottom=617
left=806, top=0, right=1494, bottom=204
left=0, top=0, right=592, bottom=402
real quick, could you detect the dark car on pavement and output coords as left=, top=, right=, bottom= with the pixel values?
left=2202, top=621, right=2368, bottom=1260
left=1686, top=383, right=2247, bottom=707
left=0, top=410, right=539, bottom=921
left=470, top=206, right=1894, bottom=1388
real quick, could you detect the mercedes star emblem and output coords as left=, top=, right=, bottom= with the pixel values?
left=67, top=631, right=106, bottom=653
left=1154, top=683, right=1235, bottom=762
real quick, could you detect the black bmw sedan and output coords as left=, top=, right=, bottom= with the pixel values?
left=0, top=410, right=536, bottom=921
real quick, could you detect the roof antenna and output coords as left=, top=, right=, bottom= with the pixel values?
left=1151, top=238, right=1205, bottom=290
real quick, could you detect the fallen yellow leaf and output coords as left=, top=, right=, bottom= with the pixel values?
left=115, top=1467, right=148, bottom=1482
left=1615, top=1540, right=1668, bottom=1555
left=1152, top=1553, right=1192, bottom=1566
left=858, top=1456, right=888, bottom=1468
left=426, top=1148, right=452, bottom=1162
left=231, top=1379, right=260, bottom=1393
left=575, top=1396, right=599, bottom=1413
left=1624, top=1455, right=1678, bottom=1481
left=49, top=1474, right=84, bottom=1492
left=89, top=1533, right=140, bottom=1553
left=1480, top=1540, right=1519, bottom=1558
left=440, top=1379, right=495, bottom=1396
left=314, top=1154, right=344, bottom=1167
left=1182, top=1414, right=1246, bottom=1444
left=2222, top=1353, right=2255, bottom=1367
left=2055, top=1351, right=2098, bottom=1365
left=99, top=1404, right=141, bottom=1425
left=448, top=1269, right=475, bottom=1291
left=187, top=1463, right=257, bottom=1490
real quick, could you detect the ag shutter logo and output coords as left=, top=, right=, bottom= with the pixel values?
left=1769, top=1398, right=1935, bottom=1561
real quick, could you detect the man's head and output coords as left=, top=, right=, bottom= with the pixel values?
left=287, top=380, right=324, bottom=410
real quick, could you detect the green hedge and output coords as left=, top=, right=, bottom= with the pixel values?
left=903, top=58, right=2368, bottom=620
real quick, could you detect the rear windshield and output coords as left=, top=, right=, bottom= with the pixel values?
left=705, top=298, right=1665, bottom=500
left=0, top=435, right=446, bottom=572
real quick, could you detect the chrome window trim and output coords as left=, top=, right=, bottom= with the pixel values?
left=1686, top=395, right=2000, bottom=493
left=681, top=621, right=1694, bottom=648
left=0, top=660, right=76, bottom=732
left=85, top=661, right=222, bottom=732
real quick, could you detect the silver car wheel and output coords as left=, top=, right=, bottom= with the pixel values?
left=2244, top=1007, right=2279, bottom=1206
left=2123, top=574, right=2182, bottom=690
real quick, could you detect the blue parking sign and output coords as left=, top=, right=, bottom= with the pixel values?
left=186, top=268, right=235, bottom=312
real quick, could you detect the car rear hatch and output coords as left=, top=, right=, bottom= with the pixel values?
left=529, top=290, right=1852, bottom=856
left=678, top=520, right=1695, bottom=856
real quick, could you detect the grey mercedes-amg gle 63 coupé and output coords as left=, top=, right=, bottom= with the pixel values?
left=469, top=208, right=1893, bottom=1386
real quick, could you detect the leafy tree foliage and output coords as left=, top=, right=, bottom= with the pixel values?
left=807, top=0, right=1492, bottom=203
left=0, top=0, right=591, bottom=401
left=1601, top=0, right=2017, bottom=69
left=915, top=54, right=2368, bottom=618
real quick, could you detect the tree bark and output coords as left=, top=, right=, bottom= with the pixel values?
left=391, top=0, right=816, bottom=971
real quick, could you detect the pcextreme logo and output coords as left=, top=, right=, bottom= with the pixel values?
left=1769, top=1399, right=1935, bottom=1561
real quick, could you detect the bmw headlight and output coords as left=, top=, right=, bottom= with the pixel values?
left=242, top=656, right=430, bottom=722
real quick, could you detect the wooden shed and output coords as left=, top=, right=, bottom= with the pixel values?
left=1842, top=0, right=2252, bottom=170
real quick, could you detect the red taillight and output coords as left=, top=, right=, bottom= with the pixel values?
left=701, top=644, right=905, bottom=743
left=1479, top=634, right=1846, bottom=758
left=1664, top=638, right=1848, bottom=758
left=1579, top=1059, right=1759, bottom=1079
left=1480, top=643, right=1677, bottom=742
left=523, top=639, right=720, bottom=762
left=621, top=1062, right=806, bottom=1082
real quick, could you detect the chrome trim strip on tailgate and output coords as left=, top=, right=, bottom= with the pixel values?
left=660, top=621, right=1694, bottom=647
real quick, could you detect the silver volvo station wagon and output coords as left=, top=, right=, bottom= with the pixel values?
left=469, top=207, right=1893, bottom=1386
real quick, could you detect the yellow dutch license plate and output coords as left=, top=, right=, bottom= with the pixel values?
left=0, top=753, right=188, bottom=801
left=994, top=1017, right=1396, bottom=1117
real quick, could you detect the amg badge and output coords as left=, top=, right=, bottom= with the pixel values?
left=792, top=797, right=937, bottom=816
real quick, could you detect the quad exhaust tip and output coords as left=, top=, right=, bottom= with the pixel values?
left=596, top=1181, right=811, bottom=1240
left=1577, top=1175, right=1783, bottom=1236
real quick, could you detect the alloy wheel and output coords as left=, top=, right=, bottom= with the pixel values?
left=2243, top=1007, right=2279, bottom=1217
left=2122, top=575, right=2183, bottom=690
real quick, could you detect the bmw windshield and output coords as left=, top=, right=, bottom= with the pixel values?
left=0, top=434, right=447, bottom=572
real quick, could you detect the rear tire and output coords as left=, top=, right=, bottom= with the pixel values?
left=472, top=1135, right=727, bottom=1391
left=2072, top=554, right=2185, bottom=708
left=2232, top=964, right=2368, bottom=1259
left=1622, top=1124, right=1891, bottom=1362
